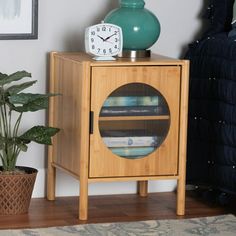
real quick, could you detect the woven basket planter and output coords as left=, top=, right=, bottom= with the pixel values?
left=0, top=166, right=38, bottom=215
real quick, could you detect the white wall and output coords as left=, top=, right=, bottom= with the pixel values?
left=0, top=0, right=205, bottom=198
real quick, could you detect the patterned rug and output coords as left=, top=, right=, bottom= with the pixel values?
left=1, top=214, right=236, bottom=236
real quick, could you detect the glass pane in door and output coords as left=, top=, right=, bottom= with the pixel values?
left=99, top=83, right=170, bottom=159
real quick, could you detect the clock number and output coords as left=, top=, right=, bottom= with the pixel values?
left=92, top=45, right=95, bottom=50
left=103, top=49, right=106, bottom=54
left=97, top=48, right=101, bottom=53
left=109, top=48, right=112, bottom=53
left=114, top=45, right=118, bottom=49
left=91, top=31, right=95, bottom=35
left=115, top=38, right=118, bottom=42
left=91, top=38, right=94, bottom=43
left=102, top=26, right=106, bottom=31
left=96, top=27, right=100, bottom=32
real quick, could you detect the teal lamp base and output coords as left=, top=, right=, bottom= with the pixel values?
left=104, top=0, right=160, bottom=58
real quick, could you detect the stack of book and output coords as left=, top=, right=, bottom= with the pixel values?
left=100, top=96, right=166, bottom=116
left=101, top=130, right=162, bottom=158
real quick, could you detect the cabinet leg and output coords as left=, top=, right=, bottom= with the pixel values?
left=79, top=180, right=88, bottom=220
left=138, top=181, right=148, bottom=197
left=176, top=179, right=185, bottom=215
left=47, top=164, right=56, bottom=201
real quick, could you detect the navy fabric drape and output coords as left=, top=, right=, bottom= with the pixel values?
left=186, top=31, right=236, bottom=194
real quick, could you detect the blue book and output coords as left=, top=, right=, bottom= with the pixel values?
left=110, top=147, right=155, bottom=158
left=103, top=96, right=160, bottom=107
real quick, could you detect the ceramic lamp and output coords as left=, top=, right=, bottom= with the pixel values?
left=104, top=0, right=160, bottom=57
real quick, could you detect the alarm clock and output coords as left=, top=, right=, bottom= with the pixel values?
left=85, top=23, right=123, bottom=61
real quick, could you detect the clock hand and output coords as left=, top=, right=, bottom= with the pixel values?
left=97, top=35, right=105, bottom=41
left=104, top=33, right=117, bottom=41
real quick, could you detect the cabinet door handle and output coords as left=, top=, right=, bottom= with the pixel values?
left=89, top=111, right=94, bottom=134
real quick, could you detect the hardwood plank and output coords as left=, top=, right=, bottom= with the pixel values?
left=0, top=191, right=235, bottom=229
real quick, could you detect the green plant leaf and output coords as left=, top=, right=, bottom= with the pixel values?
left=6, top=81, right=37, bottom=95
left=0, top=72, right=7, bottom=80
left=9, top=93, right=56, bottom=112
left=16, top=142, right=28, bottom=152
left=19, top=126, right=60, bottom=145
left=0, top=71, right=31, bottom=86
left=12, top=137, right=29, bottom=151
left=9, top=93, right=47, bottom=105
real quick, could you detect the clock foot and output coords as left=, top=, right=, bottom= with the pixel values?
left=93, top=56, right=116, bottom=61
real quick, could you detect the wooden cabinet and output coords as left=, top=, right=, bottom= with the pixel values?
left=47, top=52, right=189, bottom=220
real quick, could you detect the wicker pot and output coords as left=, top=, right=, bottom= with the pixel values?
left=0, top=166, right=38, bottom=215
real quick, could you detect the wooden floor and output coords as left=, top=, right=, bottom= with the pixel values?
left=0, top=191, right=236, bottom=229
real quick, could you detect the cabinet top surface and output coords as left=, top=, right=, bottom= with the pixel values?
left=52, top=52, right=188, bottom=66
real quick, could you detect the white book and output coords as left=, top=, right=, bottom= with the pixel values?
left=102, top=136, right=160, bottom=147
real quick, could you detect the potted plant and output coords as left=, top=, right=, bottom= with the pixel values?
left=0, top=70, right=59, bottom=215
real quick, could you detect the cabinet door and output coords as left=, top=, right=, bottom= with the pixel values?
left=89, top=66, right=180, bottom=178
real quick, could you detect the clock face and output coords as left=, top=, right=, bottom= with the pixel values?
left=85, top=23, right=123, bottom=57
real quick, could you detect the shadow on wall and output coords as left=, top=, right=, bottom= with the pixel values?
left=192, top=0, right=211, bottom=39
left=180, top=0, right=210, bottom=58
left=63, top=0, right=119, bottom=52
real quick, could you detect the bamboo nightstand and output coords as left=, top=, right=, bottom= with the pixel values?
left=47, top=52, right=189, bottom=220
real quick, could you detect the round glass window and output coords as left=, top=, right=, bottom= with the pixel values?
left=99, top=83, right=170, bottom=159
